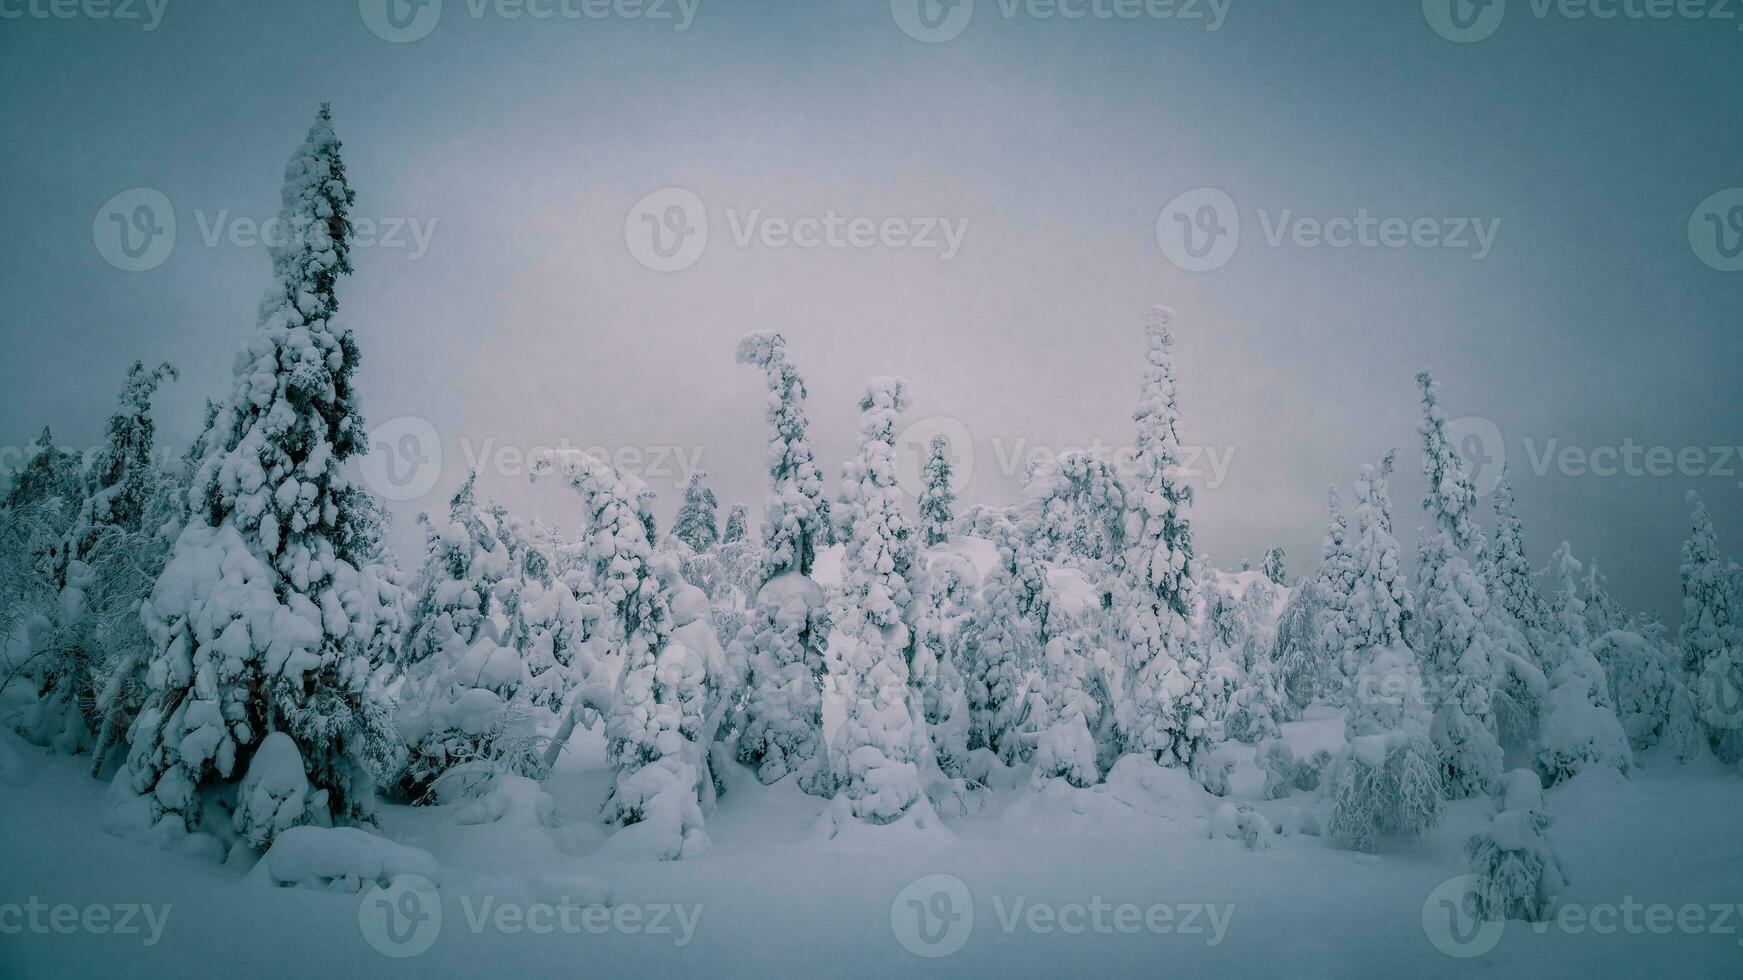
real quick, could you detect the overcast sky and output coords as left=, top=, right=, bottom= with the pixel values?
left=1, top=0, right=1738, bottom=622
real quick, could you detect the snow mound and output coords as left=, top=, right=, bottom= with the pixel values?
left=249, top=826, right=439, bottom=892
left=1097, top=754, right=1218, bottom=821
left=0, top=732, right=28, bottom=786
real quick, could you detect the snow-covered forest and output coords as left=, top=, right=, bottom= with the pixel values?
left=11, top=0, right=1743, bottom=966
left=2, top=103, right=1739, bottom=978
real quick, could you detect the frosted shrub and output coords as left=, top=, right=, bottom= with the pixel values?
left=1465, top=770, right=1567, bottom=922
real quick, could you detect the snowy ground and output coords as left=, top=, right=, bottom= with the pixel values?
left=3, top=717, right=1740, bottom=979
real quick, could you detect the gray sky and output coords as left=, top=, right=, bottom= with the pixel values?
left=1, top=0, right=1738, bottom=622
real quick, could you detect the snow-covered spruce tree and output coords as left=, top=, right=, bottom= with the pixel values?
left=1412, top=372, right=1502, bottom=799
left=117, top=105, right=402, bottom=850
left=4, top=427, right=85, bottom=516
left=1272, top=581, right=1325, bottom=718
left=1209, top=575, right=1285, bottom=745
left=1114, top=306, right=1209, bottom=770
left=1327, top=452, right=1443, bottom=852
left=18, top=362, right=179, bottom=765
left=1261, top=545, right=1286, bottom=586
left=1030, top=450, right=1126, bottom=569
left=401, top=472, right=510, bottom=669
left=826, top=378, right=937, bottom=823
left=494, top=513, right=588, bottom=711
left=917, top=434, right=957, bottom=548
left=1680, top=491, right=1743, bottom=762
left=1465, top=769, right=1567, bottom=923
left=1483, top=472, right=1548, bottom=640
left=1590, top=619, right=1690, bottom=758
left=1534, top=542, right=1632, bottom=784
left=730, top=331, right=833, bottom=790
left=670, top=470, right=719, bottom=554
left=1581, top=561, right=1625, bottom=640
left=912, top=549, right=977, bottom=779
left=1316, top=486, right=1361, bottom=697
left=1027, top=612, right=1107, bottom=788
left=721, top=503, right=749, bottom=544
left=1272, top=489, right=1351, bottom=715
left=964, top=508, right=1046, bottom=762
left=392, top=495, right=577, bottom=801
left=533, top=451, right=715, bottom=859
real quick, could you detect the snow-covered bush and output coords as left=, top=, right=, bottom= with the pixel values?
left=1327, top=731, right=1443, bottom=852
left=1590, top=624, right=1681, bottom=755
left=1465, top=770, right=1567, bottom=923
left=13, top=362, right=181, bottom=766
left=1680, top=491, right=1742, bottom=762
left=963, top=509, right=1044, bottom=762
left=534, top=450, right=715, bottom=859
left=401, top=473, right=510, bottom=670
left=1328, top=453, right=1445, bottom=850
left=1534, top=544, right=1632, bottom=785
left=912, top=549, right=976, bottom=778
